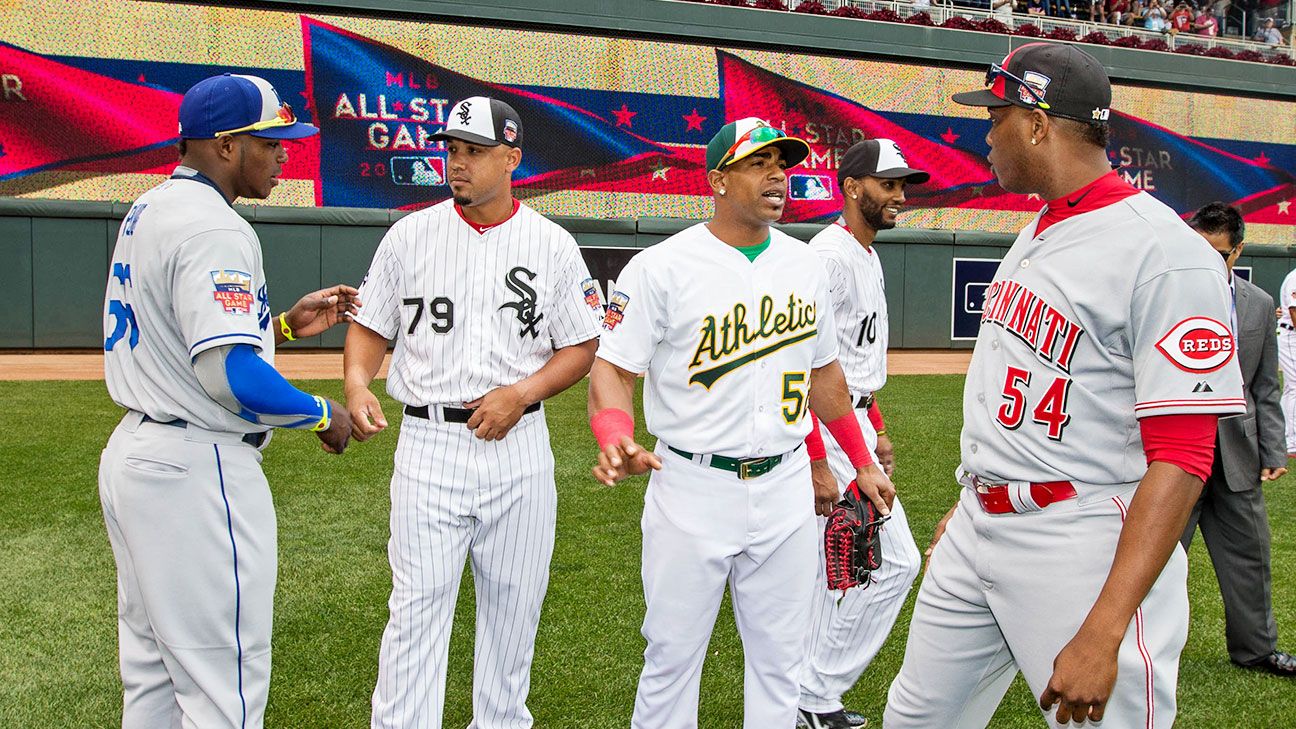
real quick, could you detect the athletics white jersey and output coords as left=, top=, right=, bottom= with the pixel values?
left=962, top=191, right=1244, bottom=486
left=103, top=167, right=274, bottom=434
left=596, top=224, right=839, bottom=458
left=1280, top=268, right=1296, bottom=327
left=353, top=199, right=603, bottom=406
left=810, top=221, right=888, bottom=396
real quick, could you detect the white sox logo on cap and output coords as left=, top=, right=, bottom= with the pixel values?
left=1155, top=317, right=1235, bottom=373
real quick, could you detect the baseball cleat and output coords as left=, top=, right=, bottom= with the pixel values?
left=843, top=709, right=869, bottom=727
left=797, top=708, right=855, bottom=729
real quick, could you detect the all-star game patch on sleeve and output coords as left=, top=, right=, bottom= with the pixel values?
left=595, top=252, right=664, bottom=374
left=548, top=243, right=603, bottom=348
left=1132, top=266, right=1246, bottom=417
left=172, top=229, right=269, bottom=359
left=352, top=229, right=404, bottom=340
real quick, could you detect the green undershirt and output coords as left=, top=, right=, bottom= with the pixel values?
left=734, top=234, right=771, bottom=262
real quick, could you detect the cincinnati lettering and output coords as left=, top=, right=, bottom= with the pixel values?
left=980, top=279, right=1086, bottom=372
left=687, top=294, right=818, bottom=388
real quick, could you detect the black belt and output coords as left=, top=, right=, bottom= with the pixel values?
left=404, top=402, right=540, bottom=423
left=666, top=443, right=802, bottom=480
left=855, top=393, right=875, bottom=410
left=142, top=414, right=268, bottom=448
left=1282, top=322, right=1294, bottom=331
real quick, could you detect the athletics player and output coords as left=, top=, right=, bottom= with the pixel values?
left=589, top=118, right=895, bottom=728
left=886, top=43, right=1245, bottom=728
left=1277, top=265, right=1296, bottom=455
left=344, top=97, right=603, bottom=729
left=797, top=139, right=927, bottom=729
left=99, top=73, right=356, bottom=728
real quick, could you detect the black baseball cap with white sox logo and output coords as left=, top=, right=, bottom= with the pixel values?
left=431, top=96, right=523, bottom=148
left=837, top=139, right=930, bottom=186
left=952, top=42, right=1112, bottom=124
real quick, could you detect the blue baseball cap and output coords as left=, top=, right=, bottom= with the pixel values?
left=178, top=74, right=318, bottom=140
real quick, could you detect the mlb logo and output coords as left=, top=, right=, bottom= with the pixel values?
left=1019, top=71, right=1051, bottom=105
left=391, top=155, right=447, bottom=186
left=503, top=119, right=519, bottom=144
left=604, top=291, right=630, bottom=330
left=789, top=174, right=834, bottom=201
left=581, top=278, right=603, bottom=310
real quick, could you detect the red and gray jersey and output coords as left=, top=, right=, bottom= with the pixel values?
left=1279, top=267, right=1296, bottom=328
left=103, top=168, right=275, bottom=434
left=810, top=221, right=888, bottom=397
left=353, top=199, right=603, bottom=406
left=962, top=191, right=1245, bottom=485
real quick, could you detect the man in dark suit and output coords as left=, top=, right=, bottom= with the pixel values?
left=1181, top=202, right=1295, bottom=677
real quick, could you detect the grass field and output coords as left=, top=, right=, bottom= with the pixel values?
left=2, top=375, right=1294, bottom=727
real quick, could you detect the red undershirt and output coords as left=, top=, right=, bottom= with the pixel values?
left=1035, top=171, right=1139, bottom=237
left=455, top=197, right=521, bottom=233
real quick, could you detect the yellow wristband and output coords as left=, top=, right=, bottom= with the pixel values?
left=875, top=429, right=887, bottom=436
left=279, top=313, right=297, bottom=342
left=310, top=396, right=330, bottom=432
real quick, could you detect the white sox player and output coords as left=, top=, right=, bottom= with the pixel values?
left=344, top=97, right=603, bottom=729
left=588, top=117, right=894, bottom=729
left=797, top=139, right=927, bottom=729
left=885, top=44, right=1245, bottom=729
left=99, top=74, right=355, bottom=728
left=1277, top=266, right=1296, bottom=454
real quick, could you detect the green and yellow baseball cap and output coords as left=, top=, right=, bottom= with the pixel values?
left=705, top=118, right=811, bottom=171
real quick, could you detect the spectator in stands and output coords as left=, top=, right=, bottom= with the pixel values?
left=912, top=0, right=933, bottom=12
left=1258, top=0, right=1282, bottom=19
left=1085, top=0, right=1107, bottom=22
left=1126, top=0, right=1150, bottom=26
left=1107, top=0, right=1131, bottom=24
left=1049, top=0, right=1076, bottom=18
left=992, top=0, right=1016, bottom=25
left=1168, top=1, right=1196, bottom=32
left=1194, top=5, right=1221, bottom=34
left=1254, top=16, right=1284, bottom=43
left=1027, top=0, right=1047, bottom=16
left=1212, top=0, right=1232, bottom=34
left=1145, top=0, right=1170, bottom=30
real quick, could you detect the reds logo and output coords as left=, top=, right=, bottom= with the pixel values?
left=1154, top=317, right=1235, bottom=373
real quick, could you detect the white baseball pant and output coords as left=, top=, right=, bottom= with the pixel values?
left=633, top=445, right=817, bottom=729
left=370, top=407, right=555, bottom=729
left=885, top=484, right=1188, bottom=729
left=1278, top=328, right=1296, bottom=453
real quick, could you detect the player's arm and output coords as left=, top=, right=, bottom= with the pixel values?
left=588, top=357, right=662, bottom=486
left=465, top=338, right=599, bottom=441
left=808, top=359, right=894, bottom=515
left=869, top=398, right=895, bottom=477
left=193, top=344, right=351, bottom=453
left=343, top=321, right=390, bottom=441
left=274, top=284, right=361, bottom=345
left=805, top=414, right=838, bottom=516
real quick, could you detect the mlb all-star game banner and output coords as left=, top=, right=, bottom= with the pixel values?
left=2, top=2, right=1295, bottom=242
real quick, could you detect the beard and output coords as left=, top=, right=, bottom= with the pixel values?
left=859, top=196, right=896, bottom=231
left=452, top=192, right=473, bottom=206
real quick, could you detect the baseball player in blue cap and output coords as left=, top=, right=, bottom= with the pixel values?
left=99, top=73, right=358, bottom=728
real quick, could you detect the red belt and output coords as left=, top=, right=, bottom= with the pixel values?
left=974, top=480, right=1077, bottom=514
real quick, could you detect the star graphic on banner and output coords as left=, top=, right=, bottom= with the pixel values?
left=1255, top=151, right=1271, bottom=166
left=1280, top=200, right=1292, bottom=214
left=611, top=104, right=637, bottom=128
left=137, top=73, right=146, bottom=83
left=650, top=158, right=671, bottom=181
left=940, top=127, right=960, bottom=144
left=392, top=100, right=405, bottom=112
left=580, top=168, right=597, bottom=178
left=683, top=109, right=707, bottom=132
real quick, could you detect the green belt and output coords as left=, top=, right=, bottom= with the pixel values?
left=666, top=444, right=799, bottom=480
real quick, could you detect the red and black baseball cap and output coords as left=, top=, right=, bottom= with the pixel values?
left=952, top=43, right=1112, bottom=124
left=432, top=96, right=523, bottom=148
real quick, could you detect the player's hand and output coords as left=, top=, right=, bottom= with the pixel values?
left=345, top=385, right=387, bottom=441
left=1039, top=632, right=1121, bottom=725
left=811, top=459, right=838, bottom=517
left=317, top=398, right=353, bottom=454
left=464, top=385, right=528, bottom=440
left=875, top=433, right=896, bottom=477
left=1261, top=466, right=1287, bottom=481
left=284, top=284, right=361, bottom=339
left=853, top=463, right=895, bottom=516
left=923, top=504, right=957, bottom=576
left=593, top=436, right=662, bottom=486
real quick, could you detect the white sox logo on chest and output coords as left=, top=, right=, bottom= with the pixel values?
left=500, top=266, right=543, bottom=338
left=980, top=277, right=1086, bottom=440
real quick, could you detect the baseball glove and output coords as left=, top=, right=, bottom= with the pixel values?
left=824, top=480, right=889, bottom=591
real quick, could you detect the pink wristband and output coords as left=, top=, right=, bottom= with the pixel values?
left=591, top=408, right=634, bottom=449
left=823, top=412, right=874, bottom=468
left=867, top=400, right=885, bottom=432
left=805, top=412, right=827, bottom=461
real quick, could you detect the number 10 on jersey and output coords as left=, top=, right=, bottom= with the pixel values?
left=996, top=366, right=1072, bottom=440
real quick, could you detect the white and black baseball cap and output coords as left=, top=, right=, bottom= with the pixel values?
left=837, top=139, right=930, bottom=186
left=432, top=96, right=523, bottom=148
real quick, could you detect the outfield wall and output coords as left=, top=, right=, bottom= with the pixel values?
left=4, top=198, right=1295, bottom=351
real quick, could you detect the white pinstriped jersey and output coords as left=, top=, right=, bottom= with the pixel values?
left=353, top=199, right=603, bottom=406
left=962, top=191, right=1245, bottom=486
left=596, top=224, right=839, bottom=458
left=103, top=168, right=274, bottom=434
left=810, top=221, right=888, bottom=396
left=1280, top=268, right=1296, bottom=327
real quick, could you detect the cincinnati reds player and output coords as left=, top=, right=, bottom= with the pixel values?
left=344, top=97, right=603, bottom=729
left=797, top=139, right=927, bottom=729
left=885, top=43, right=1245, bottom=728
left=588, top=117, right=895, bottom=729
left=1277, top=266, right=1296, bottom=454
left=99, top=73, right=355, bottom=728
